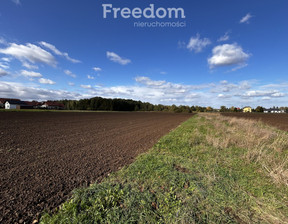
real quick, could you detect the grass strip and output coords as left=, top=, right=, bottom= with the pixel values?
left=41, top=114, right=288, bottom=224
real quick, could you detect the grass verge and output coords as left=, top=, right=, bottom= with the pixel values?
left=40, top=113, right=288, bottom=224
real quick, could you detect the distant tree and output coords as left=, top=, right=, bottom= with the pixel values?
left=220, top=106, right=227, bottom=112
left=229, top=106, right=235, bottom=112
left=206, top=106, right=213, bottom=112
left=255, top=106, right=264, bottom=113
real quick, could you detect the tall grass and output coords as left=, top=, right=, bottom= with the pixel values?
left=40, top=114, right=288, bottom=224
left=203, top=113, right=288, bottom=186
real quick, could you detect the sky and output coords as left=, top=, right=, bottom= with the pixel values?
left=0, top=0, right=287, bottom=108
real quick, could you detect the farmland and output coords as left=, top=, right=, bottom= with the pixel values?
left=41, top=113, right=288, bottom=223
left=0, top=111, right=192, bottom=224
left=221, top=112, right=288, bottom=131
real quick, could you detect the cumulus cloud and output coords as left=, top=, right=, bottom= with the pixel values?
left=93, top=67, right=102, bottom=72
left=208, top=43, right=250, bottom=69
left=21, top=70, right=43, bottom=78
left=39, top=41, right=80, bottom=63
left=240, top=13, right=253, bottom=24
left=106, top=51, right=131, bottom=65
left=187, top=34, right=211, bottom=53
left=242, top=90, right=285, bottom=98
left=0, top=68, right=9, bottom=77
left=218, top=94, right=231, bottom=99
left=0, top=43, right=56, bottom=67
left=22, top=62, right=39, bottom=70
left=68, top=82, right=75, bottom=86
left=86, top=78, right=206, bottom=105
left=0, top=81, right=82, bottom=100
left=135, top=76, right=166, bottom=87
left=39, top=78, right=55, bottom=85
left=217, top=32, right=230, bottom=42
left=64, top=70, right=76, bottom=78
left=80, top=84, right=92, bottom=89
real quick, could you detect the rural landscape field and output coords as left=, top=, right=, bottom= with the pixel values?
left=221, top=113, right=288, bottom=132
left=1, top=111, right=288, bottom=223
left=1, top=1, right=288, bottom=223
left=0, top=111, right=192, bottom=223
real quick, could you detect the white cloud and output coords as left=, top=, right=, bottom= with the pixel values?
left=229, top=63, right=248, bottom=72
left=1, top=57, right=11, bottom=62
left=85, top=77, right=207, bottom=106
left=0, top=62, right=9, bottom=69
left=80, top=84, right=92, bottom=89
left=22, top=62, right=39, bottom=70
left=218, top=94, right=231, bottom=99
left=1, top=75, right=288, bottom=108
left=106, top=51, right=131, bottom=65
left=11, top=0, right=21, bottom=5
left=0, top=57, right=11, bottom=69
left=68, top=82, right=75, bottom=86
left=87, top=75, right=95, bottom=80
left=64, top=70, right=76, bottom=78
left=260, top=83, right=288, bottom=90
left=0, top=68, right=9, bottom=77
left=187, top=34, right=211, bottom=53
left=242, top=90, right=285, bottom=98
left=208, top=43, right=250, bottom=69
left=0, top=81, right=82, bottom=100
left=135, top=76, right=166, bottom=87
left=240, top=13, right=253, bottom=24
left=93, top=67, right=102, bottom=72
left=21, top=70, right=42, bottom=78
left=0, top=43, right=56, bottom=67
left=217, top=32, right=230, bottom=42
left=39, top=41, right=81, bottom=63
left=39, top=78, right=55, bottom=85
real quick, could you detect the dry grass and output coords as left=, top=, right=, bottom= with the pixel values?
left=200, top=113, right=288, bottom=186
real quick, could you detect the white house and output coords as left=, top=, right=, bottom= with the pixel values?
left=5, top=100, right=25, bottom=109
left=40, top=101, right=64, bottom=110
left=264, top=108, right=286, bottom=113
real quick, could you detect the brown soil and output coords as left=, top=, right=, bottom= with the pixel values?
left=221, top=112, right=288, bottom=131
left=0, top=111, right=193, bottom=223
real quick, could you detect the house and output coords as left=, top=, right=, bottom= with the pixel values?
left=24, top=101, right=42, bottom=109
left=0, top=98, right=20, bottom=108
left=243, top=106, right=252, bottom=113
left=264, top=107, right=286, bottom=113
left=5, top=100, right=28, bottom=109
left=41, top=101, right=65, bottom=110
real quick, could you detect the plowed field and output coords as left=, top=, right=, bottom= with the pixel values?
left=221, top=112, right=288, bottom=131
left=0, top=111, right=193, bottom=223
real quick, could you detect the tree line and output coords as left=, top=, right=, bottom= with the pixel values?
left=52, top=97, right=288, bottom=113
left=55, top=97, right=211, bottom=113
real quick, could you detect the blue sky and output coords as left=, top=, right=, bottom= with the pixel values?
left=0, top=0, right=287, bottom=108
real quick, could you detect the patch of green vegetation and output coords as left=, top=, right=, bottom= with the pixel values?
left=41, top=114, right=288, bottom=224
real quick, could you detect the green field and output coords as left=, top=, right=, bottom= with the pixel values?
left=41, top=113, right=288, bottom=224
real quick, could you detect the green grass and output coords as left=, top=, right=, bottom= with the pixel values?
left=40, top=114, right=288, bottom=224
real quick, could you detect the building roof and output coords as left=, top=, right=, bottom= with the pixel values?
left=5, top=100, right=27, bottom=105
left=24, top=101, right=41, bottom=106
left=0, top=98, right=21, bottom=103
